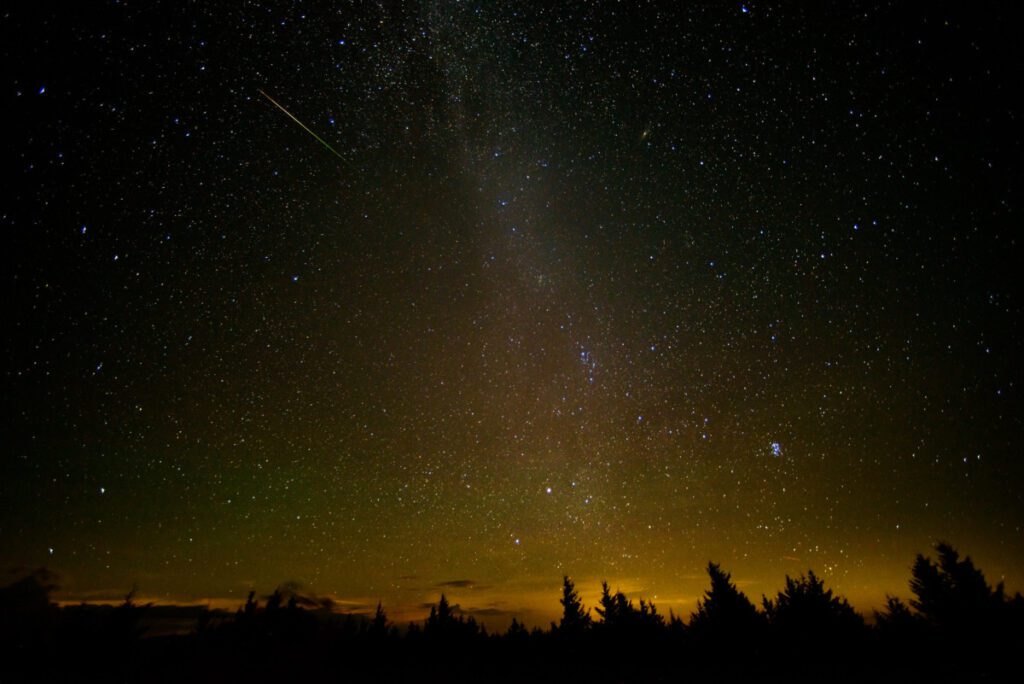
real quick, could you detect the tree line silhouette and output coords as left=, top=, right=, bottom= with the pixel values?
left=1, top=542, right=1021, bottom=682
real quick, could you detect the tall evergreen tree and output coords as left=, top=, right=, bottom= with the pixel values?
left=874, top=596, right=920, bottom=634
left=910, top=541, right=1003, bottom=629
left=265, top=588, right=283, bottom=614
left=690, top=562, right=762, bottom=638
left=425, top=593, right=460, bottom=638
left=594, top=581, right=663, bottom=633
left=369, top=601, right=388, bottom=637
left=595, top=581, right=628, bottom=627
left=762, top=570, right=863, bottom=637
left=436, top=593, right=453, bottom=624
left=557, top=576, right=591, bottom=635
left=506, top=617, right=528, bottom=641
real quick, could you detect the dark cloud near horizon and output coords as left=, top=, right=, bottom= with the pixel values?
left=434, top=579, right=489, bottom=590
left=272, top=580, right=383, bottom=613
left=417, top=597, right=518, bottom=619
left=458, top=606, right=518, bottom=618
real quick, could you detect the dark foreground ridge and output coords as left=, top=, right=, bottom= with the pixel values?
left=2, top=542, right=1021, bottom=683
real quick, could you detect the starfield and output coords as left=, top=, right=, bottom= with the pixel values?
left=2, top=2, right=1022, bottom=682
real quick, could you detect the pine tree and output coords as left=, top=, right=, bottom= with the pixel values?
left=265, top=588, right=283, bottom=613
left=425, top=594, right=454, bottom=636
left=690, top=562, right=762, bottom=637
left=762, top=570, right=863, bottom=637
left=242, top=591, right=258, bottom=620
left=558, top=576, right=591, bottom=635
left=595, top=581, right=617, bottom=625
left=909, top=541, right=1002, bottom=629
left=507, top=616, right=528, bottom=640
left=874, top=596, right=918, bottom=632
left=370, top=601, right=388, bottom=636
left=437, top=593, right=453, bottom=624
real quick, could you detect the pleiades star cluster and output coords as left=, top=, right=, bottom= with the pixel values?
left=3, top=2, right=1021, bottom=626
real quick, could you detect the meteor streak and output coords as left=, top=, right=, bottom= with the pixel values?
left=258, top=88, right=349, bottom=164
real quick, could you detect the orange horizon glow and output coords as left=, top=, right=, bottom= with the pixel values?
left=46, top=544, right=1023, bottom=632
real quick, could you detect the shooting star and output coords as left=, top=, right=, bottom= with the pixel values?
left=257, top=88, right=349, bottom=164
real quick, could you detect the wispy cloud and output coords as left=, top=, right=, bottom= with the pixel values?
left=435, top=579, right=489, bottom=590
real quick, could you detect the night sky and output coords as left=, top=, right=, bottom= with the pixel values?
left=3, top=2, right=1022, bottom=626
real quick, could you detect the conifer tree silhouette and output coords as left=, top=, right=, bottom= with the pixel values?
left=557, top=576, right=591, bottom=635
left=3, top=543, right=1023, bottom=681
left=637, top=597, right=665, bottom=634
left=595, top=582, right=614, bottom=624
left=437, top=593, right=452, bottom=623
left=370, top=601, right=388, bottom=637
left=0, top=568, right=59, bottom=651
left=425, top=593, right=459, bottom=639
left=910, top=541, right=1001, bottom=629
left=762, top=570, right=863, bottom=640
left=265, top=588, right=283, bottom=614
left=593, top=581, right=663, bottom=634
left=243, top=590, right=257, bottom=619
left=690, top=562, right=762, bottom=640
left=874, top=596, right=917, bottom=631
left=873, top=594, right=925, bottom=658
left=595, top=581, right=631, bottom=628
left=506, top=617, right=528, bottom=641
